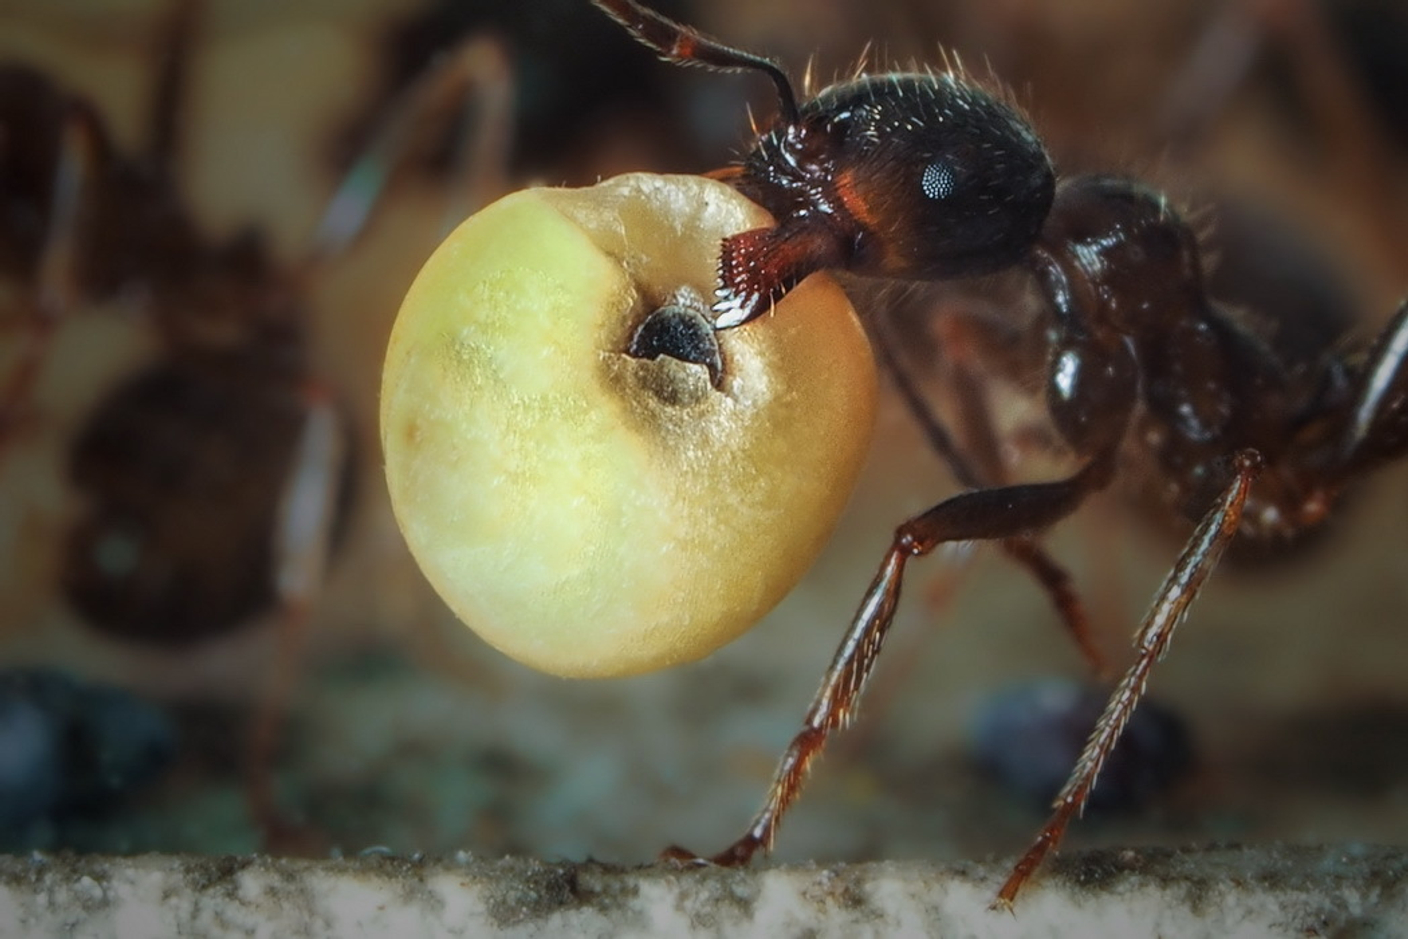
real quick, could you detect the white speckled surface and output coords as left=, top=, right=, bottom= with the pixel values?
left=2, top=846, right=1406, bottom=938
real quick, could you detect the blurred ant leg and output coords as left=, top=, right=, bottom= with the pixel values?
left=144, top=0, right=200, bottom=169
left=993, top=450, right=1263, bottom=910
left=1337, top=300, right=1408, bottom=473
left=0, top=111, right=99, bottom=462
left=3, top=0, right=190, bottom=459
left=941, top=350, right=1107, bottom=676
left=1000, top=537, right=1104, bottom=677
left=869, top=309, right=982, bottom=487
left=242, top=34, right=515, bottom=849
left=1156, top=1, right=1263, bottom=149
left=246, top=382, right=345, bottom=853
left=870, top=311, right=1106, bottom=676
left=663, top=452, right=1117, bottom=867
left=309, top=34, right=514, bottom=269
left=1249, top=0, right=1407, bottom=262
left=1159, top=0, right=1407, bottom=272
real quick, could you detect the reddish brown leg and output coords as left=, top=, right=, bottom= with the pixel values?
left=663, top=455, right=1115, bottom=866
left=1000, top=536, right=1106, bottom=677
left=1156, top=0, right=1264, bottom=149
left=992, top=450, right=1263, bottom=910
left=870, top=311, right=1108, bottom=677
left=838, top=540, right=976, bottom=761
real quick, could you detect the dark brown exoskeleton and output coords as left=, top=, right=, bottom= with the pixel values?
left=593, top=0, right=1408, bottom=908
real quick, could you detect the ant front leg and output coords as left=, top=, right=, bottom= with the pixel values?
left=662, top=453, right=1117, bottom=867
left=993, top=449, right=1264, bottom=910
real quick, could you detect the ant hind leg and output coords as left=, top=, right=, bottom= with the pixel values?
left=993, top=449, right=1263, bottom=909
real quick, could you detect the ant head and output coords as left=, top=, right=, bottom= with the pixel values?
left=593, top=1, right=1055, bottom=326
left=738, top=74, right=1056, bottom=284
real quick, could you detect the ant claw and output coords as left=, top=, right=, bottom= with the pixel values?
left=659, top=836, right=764, bottom=868
left=658, top=845, right=713, bottom=867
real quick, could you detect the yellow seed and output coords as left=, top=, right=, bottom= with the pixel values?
left=381, top=173, right=876, bottom=677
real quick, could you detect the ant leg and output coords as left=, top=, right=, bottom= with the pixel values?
left=993, top=450, right=1264, bottom=910
left=143, top=0, right=200, bottom=169
left=591, top=0, right=799, bottom=123
left=1000, top=537, right=1104, bottom=677
left=663, top=453, right=1117, bottom=867
left=944, top=351, right=1104, bottom=675
left=307, top=34, right=514, bottom=269
left=242, top=34, right=514, bottom=849
left=870, top=311, right=1107, bottom=676
left=1246, top=0, right=1408, bottom=268
left=868, top=309, right=982, bottom=488
left=246, top=383, right=346, bottom=854
left=1159, top=0, right=1407, bottom=271
left=1337, top=299, right=1408, bottom=473
left=0, top=111, right=99, bottom=462
left=1156, top=1, right=1263, bottom=150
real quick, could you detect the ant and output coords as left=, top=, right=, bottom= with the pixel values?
left=0, top=1, right=511, bottom=850
left=593, top=0, right=1408, bottom=908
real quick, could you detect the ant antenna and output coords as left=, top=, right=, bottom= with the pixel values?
left=592, top=0, right=801, bottom=125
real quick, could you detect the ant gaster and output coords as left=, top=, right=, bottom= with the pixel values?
left=594, top=0, right=1408, bottom=908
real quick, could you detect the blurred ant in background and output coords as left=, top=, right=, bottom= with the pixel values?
left=0, top=0, right=522, bottom=849
left=595, top=0, right=1408, bottom=908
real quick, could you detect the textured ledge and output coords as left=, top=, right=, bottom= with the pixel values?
left=1, top=845, right=1404, bottom=938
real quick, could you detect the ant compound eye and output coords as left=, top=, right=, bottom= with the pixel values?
left=920, top=160, right=958, bottom=201
left=380, top=173, right=877, bottom=678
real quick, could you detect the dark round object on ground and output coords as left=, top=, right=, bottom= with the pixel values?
left=970, top=677, right=1193, bottom=815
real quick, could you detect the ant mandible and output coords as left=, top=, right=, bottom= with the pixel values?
left=593, top=0, right=1408, bottom=908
